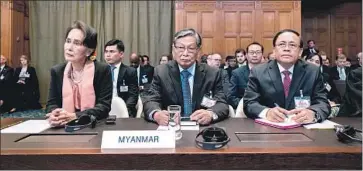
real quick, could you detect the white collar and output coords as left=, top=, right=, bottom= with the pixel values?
left=178, top=62, right=196, bottom=77
left=113, top=62, right=122, bottom=68
left=277, top=62, right=294, bottom=74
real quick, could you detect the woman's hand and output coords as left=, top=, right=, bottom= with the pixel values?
left=46, top=108, right=77, bottom=126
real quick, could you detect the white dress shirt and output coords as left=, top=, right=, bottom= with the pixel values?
left=337, top=67, right=346, bottom=80
left=0, top=65, right=4, bottom=73
left=111, top=62, right=122, bottom=97
left=258, top=63, right=294, bottom=119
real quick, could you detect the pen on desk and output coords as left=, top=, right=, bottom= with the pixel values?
left=274, top=103, right=288, bottom=118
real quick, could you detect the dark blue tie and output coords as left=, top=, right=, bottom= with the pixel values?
left=110, top=65, right=116, bottom=81
left=181, top=70, right=192, bottom=117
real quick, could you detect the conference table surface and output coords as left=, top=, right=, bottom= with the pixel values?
left=1, top=117, right=362, bottom=170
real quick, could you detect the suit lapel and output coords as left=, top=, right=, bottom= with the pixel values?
left=192, top=63, right=205, bottom=111
left=286, top=60, right=306, bottom=108
left=168, top=61, right=183, bottom=105
left=268, top=60, right=285, bottom=106
left=117, top=63, right=127, bottom=89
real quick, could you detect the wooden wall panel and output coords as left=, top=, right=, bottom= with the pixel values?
left=302, top=1, right=362, bottom=64
left=175, top=0, right=301, bottom=59
left=0, top=0, right=29, bottom=67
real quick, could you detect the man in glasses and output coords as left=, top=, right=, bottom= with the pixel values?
left=243, top=29, right=330, bottom=124
left=229, top=42, right=264, bottom=109
left=142, top=28, right=229, bottom=126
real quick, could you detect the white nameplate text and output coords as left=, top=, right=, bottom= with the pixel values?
left=101, top=130, right=176, bottom=149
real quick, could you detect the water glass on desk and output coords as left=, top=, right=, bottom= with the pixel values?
left=168, top=105, right=182, bottom=140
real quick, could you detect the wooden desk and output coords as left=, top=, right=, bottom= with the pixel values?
left=1, top=118, right=362, bottom=170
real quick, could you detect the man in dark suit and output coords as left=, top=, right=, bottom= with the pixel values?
left=143, top=28, right=229, bottom=125
left=206, top=53, right=230, bottom=97
left=338, top=66, right=362, bottom=117
left=244, top=29, right=330, bottom=123
left=142, top=55, right=154, bottom=79
left=130, top=54, right=152, bottom=92
left=229, top=42, right=264, bottom=109
left=0, top=55, right=15, bottom=113
left=301, top=40, right=319, bottom=58
left=330, top=54, right=350, bottom=80
left=104, top=39, right=139, bottom=117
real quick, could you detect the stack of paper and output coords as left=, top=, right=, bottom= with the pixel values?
left=303, top=120, right=340, bottom=129
left=255, top=118, right=301, bottom=129
left=1, top=120, right=51, bottom=133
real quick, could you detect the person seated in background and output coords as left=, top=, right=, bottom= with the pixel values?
left=207, top=53, right=230, bottom=96
left=0, top=55, right=15, bottom=114
left=301, top=39, right=319, bottom=58
left=142, top=55, right=154, bottom=80
left=305, top=53, right=341, bottom=105
left=350, top=52, right=362, bottom=70
left=330, top=54, right=350, bottom=80
left=319, top=51, right=330, bottom=67
left=130, top=54, right=153, bottom=92
left=235, top=48, right=247, bottom=67
left=243, top=29, right=330, bottom=123
left=159, top=54, right=172, bottom=65
left=104, top=39, right=139, bottom=117
left=338, top=66, right=362, bottom=117
left=13, top=55, right=42, bottom=112
left=142, top=28, right=229, bottom=126
left=46, top=20, right=112, bottom=127
left=224, top=55, right=238, bottom=79
left=229, top=42, right=264, bottom=109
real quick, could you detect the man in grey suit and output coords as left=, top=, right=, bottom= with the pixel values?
left=143, top=28, right=229, bottom=125
left=243, top=29, right=330, bottom=123
left=207, top=53, right=230, bottom=96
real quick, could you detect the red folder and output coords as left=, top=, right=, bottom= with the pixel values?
left=255, top=118, right=301, bottom=130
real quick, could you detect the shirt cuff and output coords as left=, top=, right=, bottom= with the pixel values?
left=148, top=109, right=161, bottom=121
left=258, top=108, right=269, bottom=119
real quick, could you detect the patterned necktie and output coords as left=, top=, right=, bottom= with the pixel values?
left=181, top=70, right=192, bottom=117
left=110, top=65, right=116, bottom=82
left=339, top=67, right=346, bottom=80
left=282, top=70, right=291, bottom=97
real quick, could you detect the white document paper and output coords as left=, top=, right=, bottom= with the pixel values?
left=303, top=120, right=340, bottom=129
left=1, top=120, right=51, bottom=133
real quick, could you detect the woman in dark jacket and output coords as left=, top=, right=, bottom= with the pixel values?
left=13, top=55, right=42, bottom=111
left=46, top=20, right=112, bottom=127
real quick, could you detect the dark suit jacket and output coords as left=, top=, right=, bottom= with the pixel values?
left=116, top=63, right=139, bottom=117
left=220, top=69, right=231, bottom=100
left=243, top=60, right=330, bottom=122
left=302, top=47, right=319, bottom=58
left=142, top=65, right=154, bottom=84
left=14, top=66, right=42, bottom=109
left=320, top=66, right=341, bottom=103
left=229, top=65, right=250, bottom=109
left=338, top=67, right=362, bottom=117
left=46, top=61, right=112, bottom=120
left=0, top=65, right=15, bottom=112
left=142, top=60, right=229, bottom=123
left=330, top=66, right=350, bottom=80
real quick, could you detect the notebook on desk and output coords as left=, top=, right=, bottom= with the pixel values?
left=255, top=116, right=301, bottom=130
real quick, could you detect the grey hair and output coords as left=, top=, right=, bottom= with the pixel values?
left=173, top=28, right=202, bottom=48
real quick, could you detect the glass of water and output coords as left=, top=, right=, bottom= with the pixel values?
left=167, top=105, right=182, bottom=140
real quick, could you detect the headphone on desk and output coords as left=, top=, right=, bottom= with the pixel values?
left=195, top=127, right=230, bottom=150
left=334, top=125, right=362, bottom=143
left=65, top=114, right=97, bottom=132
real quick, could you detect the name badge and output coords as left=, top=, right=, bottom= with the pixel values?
left=101, top=130, right=175, bottom=149
left=325, top=83, right=332, bottom=92
left=0, top=75, right=4, bottom=80
left=201, top=94, right=216, bottom=108
left=294, top=96, right=311, bottom=109
left=141, top=75, right=148, bottom=84
left=120, top=86, right=128, bottom=92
